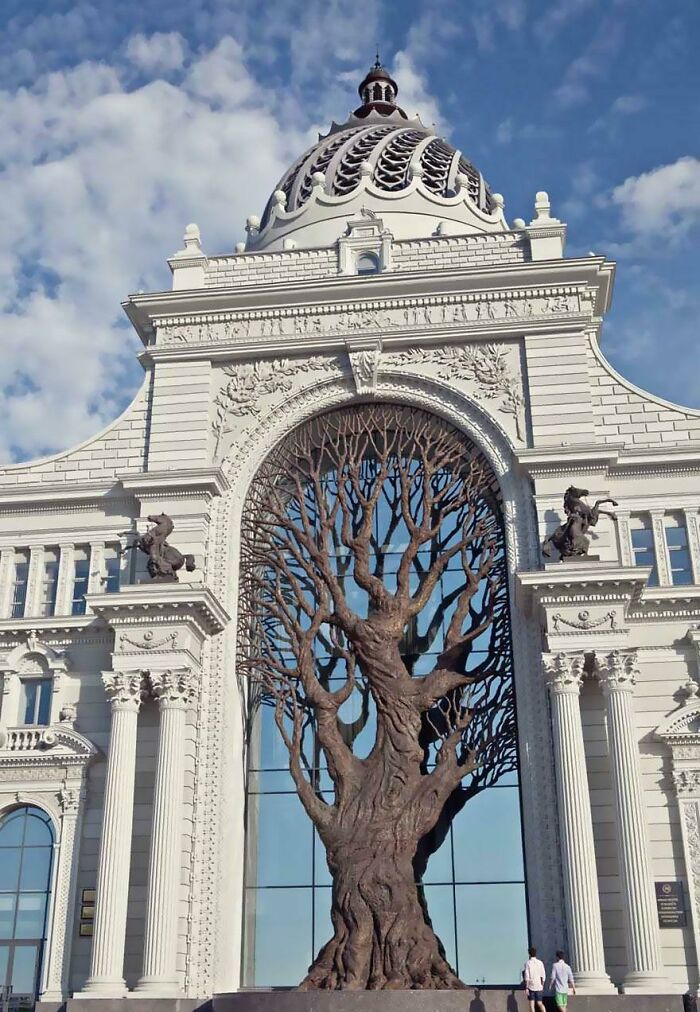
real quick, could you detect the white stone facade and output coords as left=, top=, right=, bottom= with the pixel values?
left=1, top=80, right=700, bottom=1007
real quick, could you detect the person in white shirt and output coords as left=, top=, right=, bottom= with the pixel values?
left=550, top=950, right=576, bottom=1008
left=522, top=945, right=546, bottom=1012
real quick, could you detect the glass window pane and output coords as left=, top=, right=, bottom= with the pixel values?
left=251, top=793, right=312, bottom=887
left=0, top=850, right=21, bottom=892
left=0, top=813, right=25, bottom=848
left=313, top=886, right=332, bottom=957
left=22, top=813, right=52, bottom=848
left=452, top=788, right=524, bottom=883
left=456, top=883, right=527, bottom=984
left=422, top=827, right=453, bottom=884
left=665, top=526, right=688, bottom=549
left=0, top=896, right=15, bottom=940
left=423, top=884, right=457, bottom=972
left=72, top=548, right=90, bottom=615
left=0, top=943, right=8, bottom=987
left=36, top=680, right=52, bottom=726
left=14, top=894, right=47, bottom=940
left=19, top=848, right=52, bottom=892
left=103, top=546, right=120, bottom=593
left=9, top=942, right=40, bottom=994
left=248, top=887, right=312, bottom=987
left=20, top=682, right=37, bottom=726
left=631, top=528, right=654, bottom=550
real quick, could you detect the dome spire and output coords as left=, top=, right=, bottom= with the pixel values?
left=355, top=53, right=402, bottom=117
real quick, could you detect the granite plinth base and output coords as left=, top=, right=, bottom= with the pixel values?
left=48, top=993, right=687, bottom=1012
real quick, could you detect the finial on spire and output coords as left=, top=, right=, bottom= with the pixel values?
left=374, top=46, right=381, bottom=69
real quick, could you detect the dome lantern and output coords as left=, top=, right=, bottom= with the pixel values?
left=355, top=53, right=402, bottom=117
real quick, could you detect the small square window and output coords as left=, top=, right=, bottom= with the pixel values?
left=356, top=252, right=380, bottom=275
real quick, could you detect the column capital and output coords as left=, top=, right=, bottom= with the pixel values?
left=542, top=652, right=585, bottom=694
left=102, top=671, right=147, bottom=711
left=595, top=649, right=638, bottom=694
left=149, top=668, right=197, bottom=709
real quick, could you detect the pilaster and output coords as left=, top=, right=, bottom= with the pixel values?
left=75, top=671, right=146, bottom=998
left=25, top=545, right=45, bottom=617
left=650, top=511, right=671, bottom=586
left=134, top=668, right=197, bottom=995
left=542, top=652, right=614, bottom=992
left=596, top=650, right=669, bottom=992
left=55, top=543, right=76, bottom=616
left=0, top=547, right=14, bottom=618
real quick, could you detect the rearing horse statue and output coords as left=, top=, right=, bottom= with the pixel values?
left=130, top=513, right=196, bottom=582
left=542, top=486, right=618, bottom=560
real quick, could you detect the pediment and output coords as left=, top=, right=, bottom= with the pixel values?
left=0, top=725, right=98, bottom=768
left=656, top=699, right=700, bottom=743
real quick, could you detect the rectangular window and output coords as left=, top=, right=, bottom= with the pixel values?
left=39, top=548, right=60, bottom=618
left=71, top=546, right=90, bottom=616
left=10, top=551, right=30, bottom=619
left=19, top=678, right=52, bottom=726
left=630, top=521, right=658, bottom=587
left=665, top=518, right=693, bottom=586
left=102, top=545, right=120, bottom=593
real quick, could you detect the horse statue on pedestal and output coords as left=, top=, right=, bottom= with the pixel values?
left=131, top=513, right=196, bottom=582
left=542, top=486, right=618, bottom=560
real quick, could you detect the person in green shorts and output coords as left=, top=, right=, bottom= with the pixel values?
left=550, top=950, right=576, bottom=1007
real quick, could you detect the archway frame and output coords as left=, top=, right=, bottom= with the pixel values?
left=193, top=370, right=566, bottom=993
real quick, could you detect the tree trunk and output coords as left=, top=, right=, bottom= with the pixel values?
left=299, top=827, right=465, bottom=991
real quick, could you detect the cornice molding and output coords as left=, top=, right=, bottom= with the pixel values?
left=118, top=467, right=230, bottom=498
left=85, top=583, right=230, bottom=635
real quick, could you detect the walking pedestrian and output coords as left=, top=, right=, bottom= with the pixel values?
left=550, top=950, right=576, bottom=1008
left=522, top=946, right=546, bottom=1012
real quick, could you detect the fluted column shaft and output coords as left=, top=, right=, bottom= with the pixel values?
left=80, top=672, right=144, bottom=996
left=543, top=654, right=614, bottom=992
left=135, top=669, right=196, bottom=995
left=598, top=651, right=668, bottom=992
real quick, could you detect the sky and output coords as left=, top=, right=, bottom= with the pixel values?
left=0, top=0, right=698, bottom=463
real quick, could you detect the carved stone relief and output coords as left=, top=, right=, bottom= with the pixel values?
left=384, top=343, right=525, bottom=439
left=158, top=290, right=583, bottom=346
left=551, top=610, right=618, bottom=632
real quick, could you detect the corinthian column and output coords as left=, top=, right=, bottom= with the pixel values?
left=78, top=671, right=145, bottom=997
left=134, top=669, right=196, bottom=995
left=543, top=653, right=614, bottom=992
left=597, top=651, right=669, bottom=992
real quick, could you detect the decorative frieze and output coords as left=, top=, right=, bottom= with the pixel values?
left=157, top=288, right=584, bottom=346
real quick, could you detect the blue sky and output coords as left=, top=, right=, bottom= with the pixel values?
left=0, top=0, right=698, bottom=462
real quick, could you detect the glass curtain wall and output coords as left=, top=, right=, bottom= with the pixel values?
left=241, top=408, right=527, bottom=988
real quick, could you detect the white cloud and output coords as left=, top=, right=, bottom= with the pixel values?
left=125, top=32, right=188, bottom=74
left=611, top=156, right=700, bottom=238
left=553, top=17, right=624, bottom=107
left=0, top=37, right=308, bottom=463
left=496, top=118, right=514, bottom=145
left=535, top=0, right=599, bottom=43
left=391, top=51, right=444, bottom=132
left=610, top=94, right=646, bottom=115
left=469, top=0, right=527, bottom=51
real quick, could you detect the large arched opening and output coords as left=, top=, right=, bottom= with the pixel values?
left=236, top=402, right=527, bottom=989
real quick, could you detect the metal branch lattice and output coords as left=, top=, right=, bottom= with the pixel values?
left=238, top=404, right=517, bottom=991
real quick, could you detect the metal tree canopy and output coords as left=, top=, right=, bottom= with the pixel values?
left=239, top=404, right=518, bottom=991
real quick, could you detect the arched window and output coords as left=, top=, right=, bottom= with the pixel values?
left=0, top=806, right=54, bottom=1001
left=356, top=251, right=380, bottom=276
left=240, top=405, right=526, bottom=988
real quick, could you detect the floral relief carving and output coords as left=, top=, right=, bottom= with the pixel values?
left=682, top=802, right=700, bottom=932
left=102, top=671, right=147, bottom=708
left=674, top=770, right=700, bottom=796
left=542, top=652, right=585, bottom=694
left=386, top=344, right=525, bottom=439
left=212, top=356, right=337, bottom=458
left=148, top=668, right=197, bottom=707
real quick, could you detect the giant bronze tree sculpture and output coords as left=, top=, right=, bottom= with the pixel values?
left=239, top=405, right=517, bottom=991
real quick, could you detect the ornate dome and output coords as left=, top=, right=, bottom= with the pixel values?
left=246, top=59, right=506, bottom=252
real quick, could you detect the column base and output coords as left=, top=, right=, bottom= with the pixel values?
left=622, top=970, right=674, bottom=993
left=73, top=977, right=128, bottom=998
left=573, top=971, right=618, bottom=994
left=131, top=976, right=182, bottom=996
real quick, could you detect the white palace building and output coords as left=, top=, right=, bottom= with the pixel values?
left=1, top=61, right=700, bottom=1010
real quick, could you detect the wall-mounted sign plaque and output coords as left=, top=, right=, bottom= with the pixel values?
left=655, top=881, right=687, bottom=928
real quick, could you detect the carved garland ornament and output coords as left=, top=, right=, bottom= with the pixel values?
left=551, top=610, right=617, bottom=632
left=386, top=344, right=525, bottom=439
left=212, top=356, right=337, bottom=458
